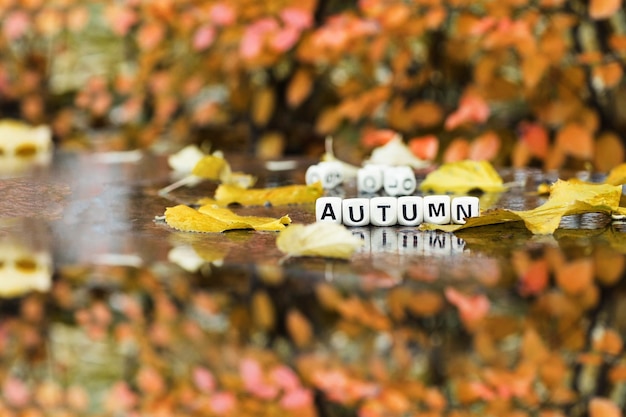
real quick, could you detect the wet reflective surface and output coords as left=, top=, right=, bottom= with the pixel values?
left=2, top=150, right=626, bottom=416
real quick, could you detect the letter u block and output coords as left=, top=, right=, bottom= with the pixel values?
left=316, top=197, right=342, bottom=223
left=397, top=196, right=423, bottom=226
left=383, top=166, right=416, bottom=196
left=370, top=196, right=398, bottom=226
left=452, top=196, right=480, bottom=224
left=423, top=195, right=451, bottom=224
left=342, top=198, right=370, bottom=227
left=306, top=161, right=343, bottom=189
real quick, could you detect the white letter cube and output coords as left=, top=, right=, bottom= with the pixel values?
left=383, top=166, right=416, bottom=196
left=452, top=196, right=479, bottom=224
left=342, top=198, right=370, bottom=227
left=397, top=196, right=423, bottom=226
left=357, top=165, right=384, bottom=194
left=316, top=197, right=342, bottom=223
left=370, top=197, right=398, bottom=226
left=306, top=161, right=343, bottom=189
left=423, top=195, right=451, bottom=224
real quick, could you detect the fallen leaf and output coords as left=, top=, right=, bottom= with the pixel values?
left=212, top=182, right=323, bottom=206
left=192, top=154, right=231, bottom=181
left=286, top=308, right=314, bottom=347
left=167, top=145, right=205, bottom=174
left=419, top=160, right=505, bottom=194
left=555, top=258, right=594, bottom=295
left=164, top=204, right=290, bottom=233
left=604, top=162, right=626, bottom=185
left=423, top=179, right=622, bottom=234
left=276, top=222, right=363, bottom=259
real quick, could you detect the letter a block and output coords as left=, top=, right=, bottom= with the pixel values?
left=342, top=198, right=370, bottom=227
left=316, top=197, right=342, bottom=223
left=397, top=196, right=423, bottom=226
left=423, top=195, right=451, bottom=225
left=451, top=196, right=479, bottom=224
left=370, top=197, right=398, bottom=226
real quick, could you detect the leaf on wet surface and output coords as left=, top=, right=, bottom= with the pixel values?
left=164, top=204, right=290, bottom=233
left=419, top=160, right=505, bottom=194
left=423, top=179, right=623, bottom=235
left=276, top=222, right=363, bottom=259
left=211, top=182, right=323, bottom=206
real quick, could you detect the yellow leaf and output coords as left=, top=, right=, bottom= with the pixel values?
left=192, top=154, right=230, bottom=181
left=419, top=160, right=505, bottom=194
left=422, top=179, right=622, bottom=235
left=604, top=162, right=626, bottom=185
left=164, top=204, right=290, bottom=233
left=213, top=182, right=323, bottom=207
left=198, top=205, right=291, bottom=231
left=276, top=222, right=363, bottom=259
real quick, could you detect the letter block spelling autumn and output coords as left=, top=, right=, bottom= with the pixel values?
left=315, top=196, right=479, bottom=226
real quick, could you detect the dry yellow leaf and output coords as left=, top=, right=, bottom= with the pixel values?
left=422, top=179, right=622, bottom=235
left=213, top=182, right=323, bottom=206
left=604, top=162, right=626, bottom=185
left=276, top=222, right=363, bottom=259
left=198, top=205, right=291, bottom=231
left=192, top=154, right=231, bottom=180
left=164, top=204, right=290, bottom=233
left=419, top=160, right=505, bottom=194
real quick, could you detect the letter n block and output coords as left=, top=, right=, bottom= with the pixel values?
left=451, top=196, right=479, bottom=224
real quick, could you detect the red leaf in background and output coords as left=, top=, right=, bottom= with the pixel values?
left=209, top=391, right=236, bottom=414
left=589, top=397, right=622, bottom=417
left=469, top=131, right=500, bottom=161
left=444, top=287, right=489, bottom=329
left=3, top=376, right=30, bottom=407
left=442, top=137, right=470, bottom=162
left=193, top=25, right=216, bottom=51
left=210, top=3, right=236, bottom=26
left=361, top=128, right=397, bottom=148
left=408, top=135, right=439, bottom=160
left=470, top=16, right=497, bottom=35
left=555, top=123, right=594, bottom=159
left=518, top=259, right=549, bottom=296
left=270, top=365, right=301, bottom=392
left=193, top=366, right=216, bottom=393
left=270, top=26, right=301, bottom=52
left=589, top=0, right=623, bottom=20
left=3, top=10, right=31, bottom=40
left=445, top=91, right=490, bottom=130
left=281, top=7, right=313, bottom=30
left=280, top=387, right=314, bottom=409
left=240, top=357, right=263, bottom=388
left=136, top=22, right=165, bottom=50
left=519, top=121, right=549, bottom=158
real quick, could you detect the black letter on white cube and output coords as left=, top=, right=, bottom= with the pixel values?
left=316, top=197, right=342, bottom=223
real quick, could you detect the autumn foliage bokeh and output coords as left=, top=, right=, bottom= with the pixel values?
left=1, top=0, right=625, bottom=169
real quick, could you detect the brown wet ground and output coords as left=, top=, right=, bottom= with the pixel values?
left=2, top=150, right=626, bottom=416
